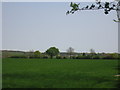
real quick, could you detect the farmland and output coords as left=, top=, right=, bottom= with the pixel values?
left=2, top=58, right=118, bottom=88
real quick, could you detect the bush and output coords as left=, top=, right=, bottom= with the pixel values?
left=10, top=55, right=27, bottom=58
left=71, top=56, right=77, bottom=59
left=118, top=54, right=120, bottom=59
left=76, top=55, right=91, bottom=59
left=101, top=55, right=114, bottom=59
left=63, top=56, right=68, bottom=59
left=56, top=56, right=63, bottom=59
left=111, top=53, right=119, bottom=59
left=29, top=56, right=41, bottom=59
left=92, top=55, right=100, bottom=59
left=42, top=56, right=49, bottom=59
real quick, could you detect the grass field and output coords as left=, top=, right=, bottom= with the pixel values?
left=2, top=58, right=118, bottom=88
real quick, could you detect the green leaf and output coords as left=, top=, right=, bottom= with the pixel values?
left=105, top=2, right=109, bottom=8
left=104, top=11, right=108, bottom=14
left=66, top=11, right=69, bottom=15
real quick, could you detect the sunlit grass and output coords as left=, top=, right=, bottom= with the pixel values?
left=2, top=58, right=118, bottom=88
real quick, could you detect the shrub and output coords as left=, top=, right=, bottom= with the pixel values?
left=92, top=55, right=100, bottom=59
left=56, top=56, right=63, bottom=59
left=71, top=56, right=77, bottom=59
left=42, top=56, right=49, bottom=59
left=10, top=55, right=27, bottom=58
left=63, top=56, right=68, bottom=59
left=101, top=55, right=114, bottom=59
left=76, top=55, right=91, bottom=59
left=118, top=54, right=120, bottom=59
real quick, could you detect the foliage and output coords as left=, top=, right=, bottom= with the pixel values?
left=92, top=55, right=100, bottom=59
left=118, top=54, right=120, bottom=59
left=110, top=53, right=119, bottom=59
left=42, top=55, right=49, bottom=59
left=76, top=55, right=91, bottom=59
left=10, top=55, right=27, bottom=58
left=2, top=50, right=119, bottom=59
left=100, top=54, right=115, bottom=59
left=56, top=56, right=63, bottom=59
left=34, top=50, right=41, bottom=58
left=66, top=1, right=120, bottom=22
left=46, top=47, right=60, bottom=58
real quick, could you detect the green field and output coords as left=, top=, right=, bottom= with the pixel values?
left=2, top=58, right=118, bottom=88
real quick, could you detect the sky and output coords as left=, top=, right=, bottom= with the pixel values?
left=2, top=2, right=118, bottom=53
left=0, top=2, right=2, bottom=51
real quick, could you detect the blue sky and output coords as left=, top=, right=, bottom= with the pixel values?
left=2, top=2, right=118, bottom=53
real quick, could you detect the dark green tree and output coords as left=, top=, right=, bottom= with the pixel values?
left=46, top=47, right=60, bottom=59
left=34, top=50, right=41, bottom=58
left=66, top=0, right=120, bottom=22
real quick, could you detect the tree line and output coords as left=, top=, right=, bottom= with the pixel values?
left=2, top=47, right=120, bottom=59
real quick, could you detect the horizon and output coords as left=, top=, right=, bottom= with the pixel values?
left=1, top=49, right=118, bottom=53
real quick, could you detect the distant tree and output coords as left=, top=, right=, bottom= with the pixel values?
left=90, top=48, right=96, bottom=59
left=2, top=51, right=9, bottom=58
left=34, top=50, right=41, bottom=58
left=27, top=50, right=34, bottom=59
left=82, top=53, right=86, bottom=56
left=46, top=47, right=60, bottom=59
left=67, top=47, right=74, bottom=59
left=110, top=53, right=119, bottom=59
left=66, top=0, right=120, bottom=22
left=90, top=48, right=95, bottom=54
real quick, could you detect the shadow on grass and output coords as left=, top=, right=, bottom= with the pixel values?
left=2, top=72, right=117, bottom=88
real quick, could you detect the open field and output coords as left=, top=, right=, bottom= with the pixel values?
left=2, top=58, right=118, bottom=88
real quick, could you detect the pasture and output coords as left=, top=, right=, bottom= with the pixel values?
left=2, top=58, right=118, bottom=88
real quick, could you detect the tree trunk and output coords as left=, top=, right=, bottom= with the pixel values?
left=70, top=53, right=71, bottom=59
left=50, top=55, right=53, bottom=59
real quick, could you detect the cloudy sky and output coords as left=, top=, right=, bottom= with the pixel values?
left=2, top=2, right=118, bottom=53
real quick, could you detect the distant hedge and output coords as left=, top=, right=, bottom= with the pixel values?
left=6, top=53, right=120, bottom=60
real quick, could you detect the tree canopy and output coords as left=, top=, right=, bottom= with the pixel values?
left=46, top=47, right=60, bottom=59
left=34, top=50, right=41, bottom=58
